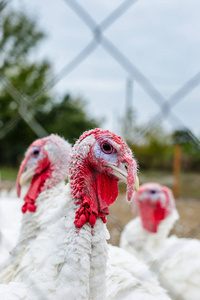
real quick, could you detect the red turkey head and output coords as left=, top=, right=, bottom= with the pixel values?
left=16, top=134, right=71, bottom=213
left=135, top=182, right=175, bottom=233
left=69, top=128, right=139, bottom=228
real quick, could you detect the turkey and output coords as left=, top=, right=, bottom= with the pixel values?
left=120, top=182, right=178, bottom=262
left=107, top=244, right=171, bottom=300
left=0, top=134, right=71, bottom=280
left=0, top=129, right=170, bottom=300
left=120, top=182, right=200, bottom=300
left=0, top=191, right=22, bottom=264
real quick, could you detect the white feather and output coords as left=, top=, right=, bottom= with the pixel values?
left=0, top=184, right=109, bottom=299
left=107, top=245, right=171, bottom=300
left=120, top=209, right=179, bottom=263
left=0, top=132, right=172, bottom=299
left=120, top=208, right=200, bottom=299
left=0, top=195, right=22, bottom=263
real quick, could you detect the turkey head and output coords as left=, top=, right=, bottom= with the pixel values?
left=135, top=182, right=175, bottom=233
left=69, top=128, right=139, bottom=228
left=16, top=134, right=71, bottom=213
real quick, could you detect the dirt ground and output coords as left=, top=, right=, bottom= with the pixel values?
left=107, top=193, right=200, bottom=246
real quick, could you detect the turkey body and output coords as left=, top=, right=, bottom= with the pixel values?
left=0, top=129, right=139, bottom=299
left=0, top=134, right=71, bottom=283
left=0, top=132, right=171, bottom=300
left=120, top=182, right=200, bottom=300
left=0, top=187, right=171, bottom=300
left=0, top=192, right=22, bottom=263
left=120, top=209, right=179, bottom=264
left=107, top=244, right=171, bottom=300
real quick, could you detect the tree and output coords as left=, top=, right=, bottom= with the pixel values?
left=0, top=1, right=52, bottom=165
left=0, top=2, right=99, bottom=166
left=172, top=130, right=200, bottom=171
left=129, top=126, right=174, bottom=170
left=37, top=94, right=99, bottom=144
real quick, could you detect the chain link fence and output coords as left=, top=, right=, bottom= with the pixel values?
left=0, top=0, right=200, bottom=146
left=0, top=0, right=200, bottom=299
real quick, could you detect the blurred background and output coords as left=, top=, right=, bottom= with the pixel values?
left=0, top=0, right=200, bottom=245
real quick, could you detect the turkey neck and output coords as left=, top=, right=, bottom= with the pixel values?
left=89, top=219, right=109, bottom=300
left=142, top=208, right=179, bottom=244
left=18, top=182, right=66, bottom=245
left=68, top=154, right=114, bottom=299
left=0, top=182, right=66, bottom=284
left=137, top=208, right=180, bottom=263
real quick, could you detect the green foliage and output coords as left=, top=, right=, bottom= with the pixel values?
left=0, top=4, right=45, bottom=70
left=139, top=170, right=200, bottom=198
left=129, top=126, right=174, bottom=170
left=0, top=2, right=99, bottom=167
left=0, top=2, right=52, bottom=166
left=181, top=143, right=200, bottom=171
left=37, top=94, right=99, bottom=144
left=0, top=166, right=18, bottom=180
left=129, top=126, right=200, bottom=171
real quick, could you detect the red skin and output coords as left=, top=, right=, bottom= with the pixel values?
left=17, top=129, right=138, bottom=227
left=21, top=166, right=52, bottom=213
left=70, top=128, right=137, bottom=228
left=135, top=183, right=173, bottom=233
left=73, top=164, right=119, bottom=228
left=139, top=200, right=169, bottom=233
left=17, top=139, right=52, bottom=214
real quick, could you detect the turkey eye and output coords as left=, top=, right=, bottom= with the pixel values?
left=150, top=190, right=156, bottom=194
left=33, top=150, right=39, bottom=157
left=101, top=142, right=113, bottom=154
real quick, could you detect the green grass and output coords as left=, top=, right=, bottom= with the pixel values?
left=120, top=170, right=200, bottom=199
left=0, top=167, right=18, bottom=181
left=0, top=166, right=199, bottom=199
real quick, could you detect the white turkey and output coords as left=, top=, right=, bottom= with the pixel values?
left=0, top=129, right=170, bottom=300
left=0, top=134, right=71, bottom=280
left=120, top=182, right=200, bottom=300
left=107, top=244, right=171, bottom=300
left=0, top=191, right=22, bottom=263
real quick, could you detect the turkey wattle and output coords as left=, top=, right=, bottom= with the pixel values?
left=16, top=134, right=72, bottom=214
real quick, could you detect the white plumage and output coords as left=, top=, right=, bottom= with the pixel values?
left=0, top=134, right=71, bottom=282
left=120, top=182, right=200, bottom=300
left=0, top=130, right=171, bottom=299
left=0, top=187, right=25, bottom=264
left=107, top=244, right=171, bottom=300
left=120, top=208, right=179, bottom=263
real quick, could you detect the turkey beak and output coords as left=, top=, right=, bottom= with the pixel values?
left=19, top=167, right=36, bottom=186
left=16, top=156, right=35, bottom=197
left=135, top=176, right=139, bottom=192
left=109, top=159, right=138, bottom=202
left=109, top=162, right=128, bottom=183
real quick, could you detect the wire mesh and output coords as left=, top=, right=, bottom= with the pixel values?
left=0, top=0, right=200, bottom=298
